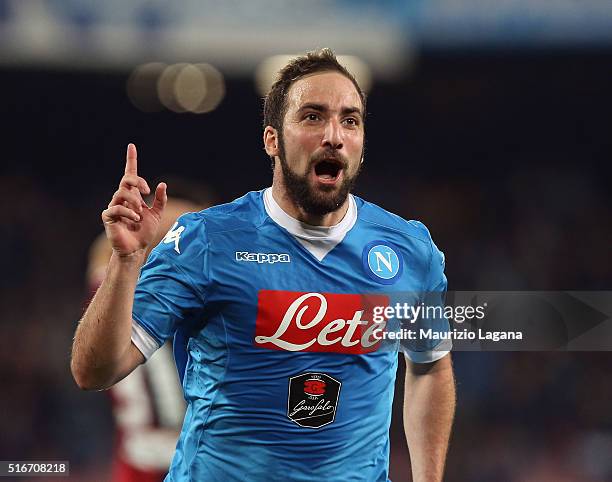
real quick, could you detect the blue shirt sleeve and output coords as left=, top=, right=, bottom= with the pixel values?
left=426, top=238, right=447, bottom=293
left=403, top=223, right=452, bottom=362
left=132, top=212, right=209, bottom=348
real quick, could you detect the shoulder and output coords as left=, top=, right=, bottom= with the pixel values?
left=355, top=195, right=445, bottom=272
left=355, top=195, right=435, bottom=246
left=185, top=190, right=266, bottom=235
left=165, top=190, right=265, bottom=235
left=151, top=190, right=265, bottom=258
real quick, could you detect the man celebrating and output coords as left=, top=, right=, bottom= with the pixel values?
left=71, top=49, right=455, bottom=481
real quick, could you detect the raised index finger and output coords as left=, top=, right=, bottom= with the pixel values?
left=125, top=143, right=138, bottom=175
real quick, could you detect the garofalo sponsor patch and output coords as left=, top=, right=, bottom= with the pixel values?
left=287, top=372, right=341, bottom=429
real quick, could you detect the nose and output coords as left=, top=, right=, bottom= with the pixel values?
left=322, top=118, right=343, bottom=150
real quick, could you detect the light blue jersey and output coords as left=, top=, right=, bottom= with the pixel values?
left=132, top=189, right=449, bottom=481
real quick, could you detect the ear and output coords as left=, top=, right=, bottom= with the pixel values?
left=263, top=126, right=280, bottom=157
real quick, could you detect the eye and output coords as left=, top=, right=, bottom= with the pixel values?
left=343, top=117, right=359, bottom=127
left=304, top=113, right=320, bottom=122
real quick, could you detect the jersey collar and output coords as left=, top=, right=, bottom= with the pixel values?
left=263, top=187, right=357, bottom=261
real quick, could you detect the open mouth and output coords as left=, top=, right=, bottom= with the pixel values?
left=313, top=158, right=343, bottom=182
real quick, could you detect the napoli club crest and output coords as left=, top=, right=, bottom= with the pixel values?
left=362, top=241, right=403, bottom=285
left=287, top=373, right=341, bottom=429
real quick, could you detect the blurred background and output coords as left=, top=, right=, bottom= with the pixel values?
left=0, top=1, right=611, bottom=481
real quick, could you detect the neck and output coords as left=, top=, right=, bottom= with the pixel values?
left=271, top=179, right=350, bottom=227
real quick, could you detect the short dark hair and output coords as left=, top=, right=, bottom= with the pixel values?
left=263, top=48, right=367, bottom=166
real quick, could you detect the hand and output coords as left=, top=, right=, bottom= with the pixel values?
left=101, top=144, right=167, bottom=258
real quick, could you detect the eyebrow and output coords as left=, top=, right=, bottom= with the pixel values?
left=297, top=103, right=363, bottom=118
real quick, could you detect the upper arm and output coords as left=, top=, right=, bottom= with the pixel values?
left=132, top=213, right=209, bottom=350
left=110, top=341, right=146, bottom=386
left=402, top=226, right=451, bottom=362
left=404, top=353, right=454, bottom=398
left=405, top=352, right=452, bottom=379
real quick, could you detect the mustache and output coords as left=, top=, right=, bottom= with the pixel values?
left=309, top=150, right=349, bottom=170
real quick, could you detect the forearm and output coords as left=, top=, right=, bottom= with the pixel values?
left=404, top=354, right=456, bottom=482
left=71, top=251, right=146, bottom=390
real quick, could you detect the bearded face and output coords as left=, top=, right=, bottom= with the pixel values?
left=273, top=71, right=365, bottom=218
left=278, top=134, right=362, bottom=217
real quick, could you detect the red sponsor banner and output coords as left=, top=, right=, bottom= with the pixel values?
left=254, top=290, right=389, bottom=354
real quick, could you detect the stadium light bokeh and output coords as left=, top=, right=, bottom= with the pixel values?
left=126, top=62, right=166, bottom=112
left=127, top=62, right=225, bottom=114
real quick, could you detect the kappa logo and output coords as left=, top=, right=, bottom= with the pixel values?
left=162, top=222, right=185, bottom=254
left=235, top=251, right=291, bottom=264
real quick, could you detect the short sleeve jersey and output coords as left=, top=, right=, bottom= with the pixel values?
left=132, top=189, right=449, bottom=482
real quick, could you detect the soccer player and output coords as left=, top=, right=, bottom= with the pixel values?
left=71, top=49, right=455, bottom=481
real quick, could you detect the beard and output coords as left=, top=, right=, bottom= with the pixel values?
left=278, top=137, right=363, bottom=217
